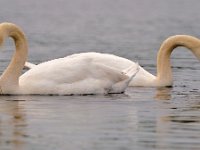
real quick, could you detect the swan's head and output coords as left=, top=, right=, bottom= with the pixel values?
left=0, top=23, right=7, bottom=47
left=0, top=32, right=4, bottom=46
left=195, top=47, right=200, bottom=61
left=183, top=35, right=200, bottom=61
left=190, top=42, right=200, bottom=61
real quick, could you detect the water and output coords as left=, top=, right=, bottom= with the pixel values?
left=0, top=0, right=200, bottom=149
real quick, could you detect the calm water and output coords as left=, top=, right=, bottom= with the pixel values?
left=0, top=0, right=200, bottom=150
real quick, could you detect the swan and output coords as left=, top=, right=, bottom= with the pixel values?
left=0, top=22, right=139, bottom=95
left=26, top=35, right=200, bottom=87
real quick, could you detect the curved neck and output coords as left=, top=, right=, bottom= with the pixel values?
left=0, top=23, right=28, bottom=91
left=156, top=35, right=200, bottom=86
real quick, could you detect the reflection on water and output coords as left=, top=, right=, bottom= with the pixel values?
left=0, top=98, right=27, bottom=150
left=163, top=115, right=200, bottom=123
left=0, top=0, right=200, bottom=149
left=0, top=91, right=199, bottom=150
left=155, top=87, right=172, bottom=100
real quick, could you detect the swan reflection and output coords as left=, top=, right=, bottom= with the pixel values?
left=0, top=97, right=27, bottom=150
left=154, top=87, right=172, bottom=100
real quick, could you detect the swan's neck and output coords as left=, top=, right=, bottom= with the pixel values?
left=0, top=23, right=28, bottom=92
left=156, top=35, right=200, bottom=86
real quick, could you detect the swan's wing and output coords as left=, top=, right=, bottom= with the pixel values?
left=24, top=62, right=36, bottom=69
left=122, top=62, right=140, bottom=77
left=108, top=63, right=140, bottom=94
left=19, top=58, right=135, bottom=95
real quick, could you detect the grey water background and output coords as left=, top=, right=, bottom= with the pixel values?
left=0, top=0, right=200, bottom=149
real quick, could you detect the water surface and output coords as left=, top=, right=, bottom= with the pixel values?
left=0, top=0, right=200, bottom=150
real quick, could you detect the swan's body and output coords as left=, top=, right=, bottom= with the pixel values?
left=20, top=55, right=139, bottom=95
left=0, top=22, right=139, bottom=95
left=26, top=35, right=200, bottom=87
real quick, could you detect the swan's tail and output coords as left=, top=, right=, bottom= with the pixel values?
left=108, top=63, right=140, bottom=94
left=24, top=62, right=36, bottom=69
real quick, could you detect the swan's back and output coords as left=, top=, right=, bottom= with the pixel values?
left=23, top=52, right=156, bottom=87
left=70, top=52, right=156, bottom=86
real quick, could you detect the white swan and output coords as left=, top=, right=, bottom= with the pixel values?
left=0, top=22, right=139, bottom=95
left=26, top=35, right=200, bottom=87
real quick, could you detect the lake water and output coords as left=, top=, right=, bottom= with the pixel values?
left=0, top=0, right=200, bottom=149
